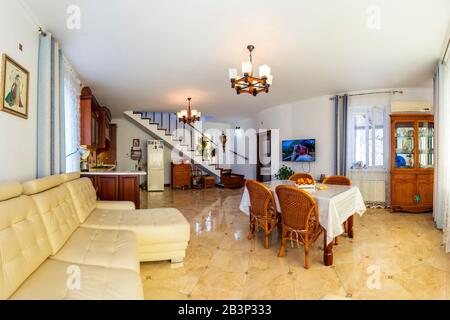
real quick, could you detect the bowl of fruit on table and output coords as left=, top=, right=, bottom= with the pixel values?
left=295, top=178, right=316, bottom=191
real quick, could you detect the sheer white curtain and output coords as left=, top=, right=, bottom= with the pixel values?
left=347, top=93, right=391, bottom=208
left=433, top=62, right=450, bottom=252
left=63, top=57, right=82, bottom=172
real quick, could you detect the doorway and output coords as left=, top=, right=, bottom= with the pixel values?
left=256, top=130, right=272, bottom=182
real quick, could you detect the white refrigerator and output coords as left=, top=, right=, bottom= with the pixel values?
left=147, top=140, right=164, bottom=191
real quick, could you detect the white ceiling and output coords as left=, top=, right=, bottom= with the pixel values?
left=23, top=0, right=450, bottom=121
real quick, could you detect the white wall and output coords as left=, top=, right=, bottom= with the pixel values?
left=257, top=95, right=335, bottom=180
left=0, top=0, right=39, bottom=182
left=391, top=87, right=433, bottom=104
left=112, top=118, right=172, bottom=184
left=231, top=117, right=258, bottom=179
left=198, top=120, right=233, bottom=170
left=230, top=96, right=334, bottom=180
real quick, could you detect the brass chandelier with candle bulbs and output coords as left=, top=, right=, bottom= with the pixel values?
left=177, top=97, right=201, bottom=124
left=228, top=45, right=272, bottom=96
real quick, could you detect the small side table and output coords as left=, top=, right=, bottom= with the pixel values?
left=204, top=176, right=216, bottom=188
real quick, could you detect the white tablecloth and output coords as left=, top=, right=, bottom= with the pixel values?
left=239, top=180, right=366, bottom=245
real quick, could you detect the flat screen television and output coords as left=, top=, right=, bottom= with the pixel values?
left=282, top=139, right=316, bottom=162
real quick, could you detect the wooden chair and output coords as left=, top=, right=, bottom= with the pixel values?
left=322, top=175, right=352, bottom=243
left=288, top=173, right=314, bottom=182
left=275, top=185, right=322, bottom=269
left=322, top=176, right=352, bottom=186
left=246, top=180, right=278, bottom=249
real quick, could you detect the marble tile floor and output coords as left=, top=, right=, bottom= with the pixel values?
left=140, top=187, right=450, bottom=300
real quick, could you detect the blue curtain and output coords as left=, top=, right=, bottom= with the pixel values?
left=37, top=33, right=66, bottom=177
left=334, top=94, right=348, bottom=176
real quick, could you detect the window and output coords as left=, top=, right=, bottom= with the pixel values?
left=348, top=106, right=386, bottom=169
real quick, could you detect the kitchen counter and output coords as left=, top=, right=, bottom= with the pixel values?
left=81, top=171, right=147, bottom=176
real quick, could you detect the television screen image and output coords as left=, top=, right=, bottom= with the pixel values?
left=282, top=139, right=316, bottom=162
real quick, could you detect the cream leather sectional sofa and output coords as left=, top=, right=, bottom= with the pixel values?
left=0, top=172, right=190, bottom=300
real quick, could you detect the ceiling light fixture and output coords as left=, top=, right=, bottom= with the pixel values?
left=177, top=97, right=201, bottom=124
left=228, top=45, right=272, bottom=96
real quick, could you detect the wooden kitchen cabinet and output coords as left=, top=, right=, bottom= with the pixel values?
left=80, top=87, right=100, bottom=147
left=97, top=175, right=119, bottom=201
left=80, top=86, right=113, bottom=150
left=119, top=176, right=140, bottom=208
left=98, top=124, right=117, bottom=165
left=81, top=174, right=141, bottom=208
left=110, top=124, right=117, bottom=163
left=390, top=114, right=434, bottom=212
left=96, top=106, right=112, bottom=150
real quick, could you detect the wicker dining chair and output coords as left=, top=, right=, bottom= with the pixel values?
left=322, top=176, right=352, bottom=186
left=275, top=185, right=322, bottom=269
left=288, top=173, right=314, bottom=182
left=246, top=180, right=278, bottom=249
left=322, top=175, right=352, bottom=244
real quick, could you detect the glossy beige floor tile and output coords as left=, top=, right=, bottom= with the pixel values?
left=140, top=187, right=450, bottom=300
left=189, top=267, right=247, bottom=300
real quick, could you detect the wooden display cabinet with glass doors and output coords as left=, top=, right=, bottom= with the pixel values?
left=390, top=114, right=434, bottom=212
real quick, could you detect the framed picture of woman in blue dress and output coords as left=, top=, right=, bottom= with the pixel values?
left=1, top=54, right=29, bottom=119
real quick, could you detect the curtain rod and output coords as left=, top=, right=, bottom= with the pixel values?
left=329, top=90, right=403, bottom=100
left=17, top=0, right=47, bottom=36
left=38, top=27, right=47, bottom=37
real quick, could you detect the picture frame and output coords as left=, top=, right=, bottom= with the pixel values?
left=133, top=139, right=140, bottom=147
left=1, top=54, right=29, bottom=119
left=130, top=148, right=142, bottom=161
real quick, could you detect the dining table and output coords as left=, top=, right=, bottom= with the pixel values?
left=239, top=180, right=366, bottom=266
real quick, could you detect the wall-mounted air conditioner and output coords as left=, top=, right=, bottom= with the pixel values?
left=391, top=101, right=433, bottom=113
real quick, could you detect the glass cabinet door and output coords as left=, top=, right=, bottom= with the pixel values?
left=418, top=122, right=434, bottom=168
left=394, top=122, right=415, bottom=169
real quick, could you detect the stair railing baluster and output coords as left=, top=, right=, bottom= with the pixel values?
left=191, top=125, right=194, bottom=152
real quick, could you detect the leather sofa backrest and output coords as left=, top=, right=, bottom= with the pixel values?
left=60, top=172, right=81, bottom=183
left=0, top=182, right=52, bottom=300
left=22, top=175, right=63, bottom=195
left=63, top=177, right=97, bottom=223
left=22, top=176, right=80, bottom=254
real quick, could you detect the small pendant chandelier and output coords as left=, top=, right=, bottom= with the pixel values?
left=228, top=45, right=272, bottom=96
left=177, top=97, right=201, bottom=124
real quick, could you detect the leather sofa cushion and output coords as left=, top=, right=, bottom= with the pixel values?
left=63, top=178, right=97, bottom=223
left=82, top=208, right=190, bottom=244
left=29, top=185, right=80, bottom=254
left=9, top=259, right=143, bottom=300
left=96, top=200, right=136, bottom=210
left=51, top=227, right=139, bottom=272
left=22, top=175, right=63, bottom=196
left=0, top=182, right=22, bottom=201
left=138, top=242, right=188, bottom=262
left=0, top=195, right=51, bottom=300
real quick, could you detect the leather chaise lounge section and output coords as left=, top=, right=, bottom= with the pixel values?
left=0, top=172, right=190, bottom=300
left=62, top=172, right=190, bottom=263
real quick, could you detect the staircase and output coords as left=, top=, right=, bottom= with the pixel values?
left=124, top=111, right=245, bottom=186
